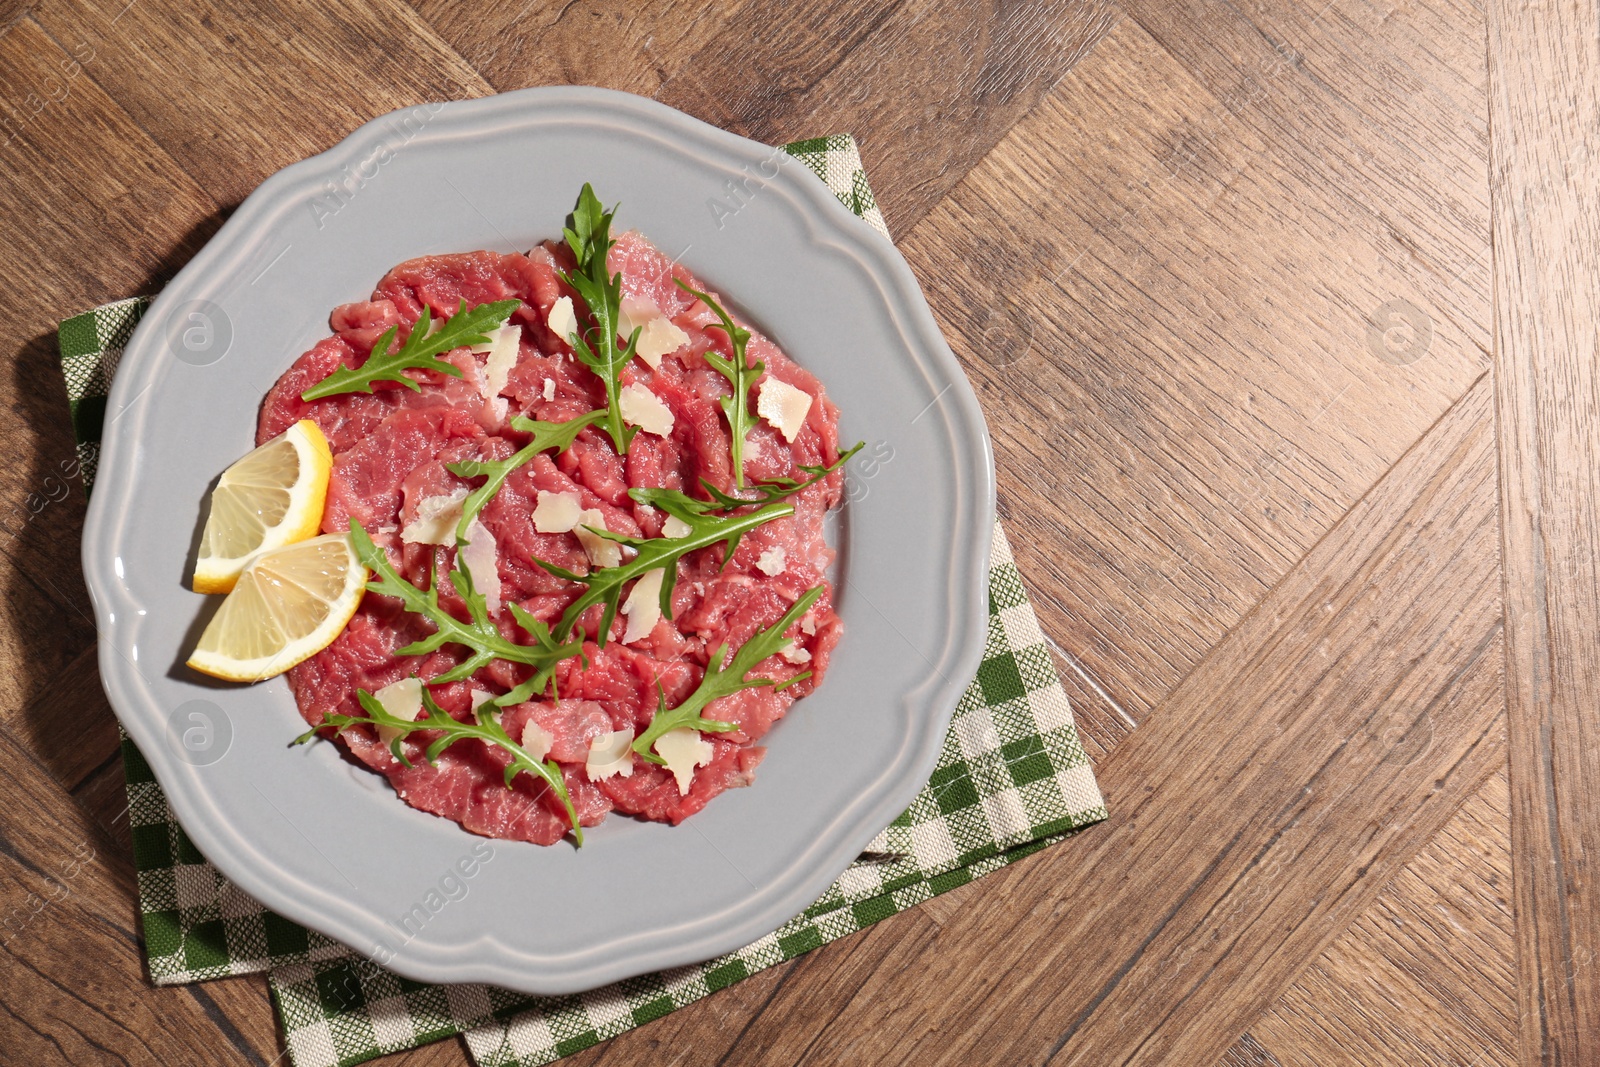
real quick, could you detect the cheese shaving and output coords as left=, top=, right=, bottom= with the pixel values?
left=575, top=509, right=623, bottom=568
left=619, top=382, right=674, bottom=436
left=635, top=317, right=690, bottom=369
left=756, top=546, right=787, bottom=576
left=616, top=295, right=660, bottom=341
left=542, top=377, right=556, bottom=402
left=756, top=377, right=813, bottom=442
left=462, top=517, right=501, bottom=616
left=622, top=568, right=665, bottom=644
left=475, top=324, right=520, bottom=398
left=532, top=490, right=582, bottom=533
left=372, top=677, right=423, bottom=746
left=780, top=642, right=812, bottom=665
left=616, top=295, right=689, bottom=369
left=585, top=728, right=635, bottom=780
left=662, top=514, right=693, bottom=538
left=519, top=719, right=554, bottom=763
left=401, top=488, right=468, bottom=545
left=652, top=728, right=713, bottom=795
left=547, top=295, right=578, bottom=344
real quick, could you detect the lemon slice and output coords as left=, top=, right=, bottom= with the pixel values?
left=193, top=419, right=333, bottom=594
left=186, top=533, right=367, bottom=682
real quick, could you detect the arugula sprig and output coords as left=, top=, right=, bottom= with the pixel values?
left=295, top=687, right=583, bottom=845
left=559, top=184, right=641, bottom=455
left=302, top=299, right=519, bottom=401
left=635, top=442, right=865, bottom=517
left=443, top=410, right=605, bottom=545
left=633, top=586, right=823, bottom=762
left=535, top=495, right=794, bottom=647
left=350, top=519, right=582, bottom=692
left=675, top=279, right=761, bottom=488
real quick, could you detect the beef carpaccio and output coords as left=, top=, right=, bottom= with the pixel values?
left=266, top=231, right=846, bottom=845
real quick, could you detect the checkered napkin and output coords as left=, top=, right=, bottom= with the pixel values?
left=58, top=135, right=1106, bottom=1067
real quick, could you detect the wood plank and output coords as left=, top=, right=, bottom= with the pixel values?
left=898, top=16, right=1489, bottom=720
left=689, top=373, right=1504, bottom=1064
left=1241, top=769, right=1517, bottom=1066
left=27, top=0, right=490, bottom=208
left=1488, top=0, right=1600, bottom=1055
left=1117, top=0, right=1491, bottom=307
left=0, top=17, right=216, bottom=720
left=407, top=0, right=751, bottom=101
left=565, top=909, right=941, bottom=1067
left=653, top=0, right=1121, bottom=235
left=0, top=720, right=278, bottom=1064
left=8, top=643, right=120, bottom=792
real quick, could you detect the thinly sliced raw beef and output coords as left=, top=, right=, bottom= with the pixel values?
left=272, top=236, right=845, bottom=844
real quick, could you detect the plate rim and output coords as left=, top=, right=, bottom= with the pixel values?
left=81, top=85, right=995, bottom=993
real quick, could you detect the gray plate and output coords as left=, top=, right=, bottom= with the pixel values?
left=81, top=86, right=994, bottom=995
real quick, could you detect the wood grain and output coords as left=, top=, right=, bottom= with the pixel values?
left=1243, top=769, right=1517, bottom=1066
left=408, top=0, right=752, bottom=101
left=26, top=0, right=491, bottom=207
left=0, top=718, right=278, bottom=1064
left=0, top=0, right=1560, bottom=1061
left=1489, top=0, right=1600, bottom=1056
left=653, top=0, right=1122, bottom=235
left=899, top=16, right=1489, bottom=721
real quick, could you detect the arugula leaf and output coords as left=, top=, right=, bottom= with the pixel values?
left=350, top=519, right=582, bottom=691
left=559, top=184, right=640, bottom=455
left=674, top=279, right=762, bottom=488
left=443, top=410, right=605, bottom=546
left=534, top=497, right=794, bottom=647
left=633, top=586, right=824, bottom=762
left=295, top=687, right=583, bottom=845
left=302, top=299, right=520, bottom=401
left=633, top=441, right=865, bottom=517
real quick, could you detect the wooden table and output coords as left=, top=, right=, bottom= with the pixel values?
left=1, top=0, right=1594, bottom=1063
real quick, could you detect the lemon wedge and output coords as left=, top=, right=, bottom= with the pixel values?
left=186, top=533, right=367, bottom=682
left=192, top=419, right=332, bottom=594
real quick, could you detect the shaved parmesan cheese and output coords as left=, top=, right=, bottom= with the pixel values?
left=780, top=642, right=812, bottom=665
left=800, top=615, right=817, bottom=636
left=635, top=317, right=690, bottom=369
left=756, top=546, right=787, bottom=576
left=662, top=514, right=693, bottom=538
left=473, top=324, right=520, bottom=398
left=622, top=568, right=665, bottom=644
left=619, top=382, right=674, bottom=437
left=462, top=517, right=501, bottom=616
left=470, top=690, right=493, bottom=712
left=653, top=728, right=713, bottom=795
left=532, top=490, right=582, bottom=533
left=520, top=719, right=554, bottom=763
left=575, top=509, right=623, bottom=568
left=585, top=728, right=635, bottom=781
left=372, top=677, right=423, bottom=746
left=617, top=295, right=689, bottom=369
left=542, top=377, right=556, bottom=402
left=401, top=488, right=468, bottom=545
left=547, top=296, right=578, bottom=344
left=757, top=377, right=813, bottom=442
left=616, top=295, right=660, bottom=340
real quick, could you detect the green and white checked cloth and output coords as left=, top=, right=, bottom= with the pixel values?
left=58, top=134, right=1106, bottom=1067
